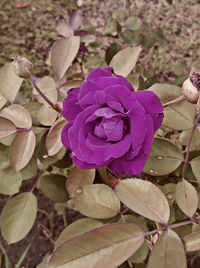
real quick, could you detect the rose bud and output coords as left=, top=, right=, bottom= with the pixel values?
left=182, top=72, right=200, bottom=104
left=13, top=55, right=33, bottom=78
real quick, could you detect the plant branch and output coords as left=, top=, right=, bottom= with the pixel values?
left=163, top=95, right=185, bottom=107
left=30, top=170, right=43, bottom=192
left=182, top=112, right=200, bottom=179
left=30, top=76, right=61, bottom=112
left=146, top=217, right=199, bottom=237
left=43, top=229, right=55, bottom=246
left=56, top=78, right=61, bottom=102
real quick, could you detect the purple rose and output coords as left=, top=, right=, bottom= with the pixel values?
left=61, top=67, right=163, bottom=176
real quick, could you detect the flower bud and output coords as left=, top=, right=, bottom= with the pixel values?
left=13, top=55, right=33, bottom=78
left=182, top=72, right=200, bottom=104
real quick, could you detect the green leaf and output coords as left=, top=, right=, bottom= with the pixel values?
left=36, top=255, right=50, bottom=268
left=129, top=241, right=149, bottom=264
left=163, top=100, right=196, bottom=130
left=149, top=83, right=181, bottom=102
left=190, top=156, right=200, bottom=182
left=51, top=37, right=80, bottom=80
left=0, top=168, right=22, bottom=195
left=104, top=19, right=117, bottom=36
left=115, top=179, right=170, bottom=224
left=162, top=183, right=176, bottom=206
left=33, top=76, right=57, bottom=105
left=179, top=128, right=200, bottom=149
left=49, top=223, right=144, bottom=268
left=0, top=192, right=37, bottom=244
left=144, top=138, right=183, bottom=176
left=37, top=104, right=58, bottom=126
left=175, top=179, right=198, bottom=217
left=9, top=130, right=36, bottom=171
left=183, top=232, right=200, bottom=252
left=59, top=80, right=82, bottom=97
left=55, top=218, right=103, bottom=247
left=147, top=230, right=187, bottom=268
left=0, top=104, right=32, bottom=129
left=73, top=184, right=120, bottom=219
left=120, top=215, right=148, bottom=231
left=38, top=174, right=68, bottom=203
left=109, top=46, right=142, bottom=77
left=66, top=168, right=95, bottom=198
left=122, top=214, right=149, bottom=264
left=46, top=120, right=65, bottom=156
left=105, top=43, right=122, bottom=65
left=24, top=102, right=43, bottom=126
left=0, top=62, right=23, bottom=105
left=125, top=16, right=142, bottom=31
left=112, top=10, right=126, bottom=23
left=0, top=94, right=7, bottom=109
left=19, top=157, right=38, bottom=180
left=0, top=117, right=16, bottom=139
left=35, top=133, right=61, bottom=169
left=0, top=145, right=9, bottom=170
left=149, top=83, right=196, bottom=130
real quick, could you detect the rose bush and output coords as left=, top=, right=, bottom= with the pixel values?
left=61, top=67, right=163, bottom=175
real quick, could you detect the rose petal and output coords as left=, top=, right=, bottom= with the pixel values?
left=109, top=115, right=154, bottom=176
left=104, top=85, right=140, bottom=112
left=62, top=88, right=82, bottom=120
left=95, top=75, right=133, bottom=92
left=133, top=90, right=164, bottom=115
left=86, top=132, right=131, bottom=163
left=109, top=152, right=149, bottom=176
left=61, top=122, right=72, bottom=148
left=94, top=107, right=120, bottom=118
left=86, top=67, right=113, bottom=80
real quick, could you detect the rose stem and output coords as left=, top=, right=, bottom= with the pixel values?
left=30, top=76, right=60, bottom=112
left=163, top=95, right=185, bottom=107
left=182, top=112, right=200, bottom=179
left=145, top=217, right=199, bottom=237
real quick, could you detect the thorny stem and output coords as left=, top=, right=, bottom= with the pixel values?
left=30, top=76, right=61, bottom=112
left=182, top=112, right=200, bottom=179
left=43, top=229, right=55, bottom=246
left=145, top=217, right=200, bottom=237
left=126, top=0, right=131, bottom=16
left=30, top=170, right=43, bottom=192
left=163, top=95, right=185, bottom=107
left=56, top=79, right=61, bottom=102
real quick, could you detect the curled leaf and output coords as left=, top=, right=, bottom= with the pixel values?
left=9, top=130, right=36, bottom=171
left=46, top=120, right=66, bottom=156
left=0, top=117, right=16, bottom=139
left=51, top=37, right=80, bottom=80
left=0, top=104, right=32, bottom=128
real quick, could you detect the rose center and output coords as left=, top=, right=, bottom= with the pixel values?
left=94, top=117, right=124, bottom=142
